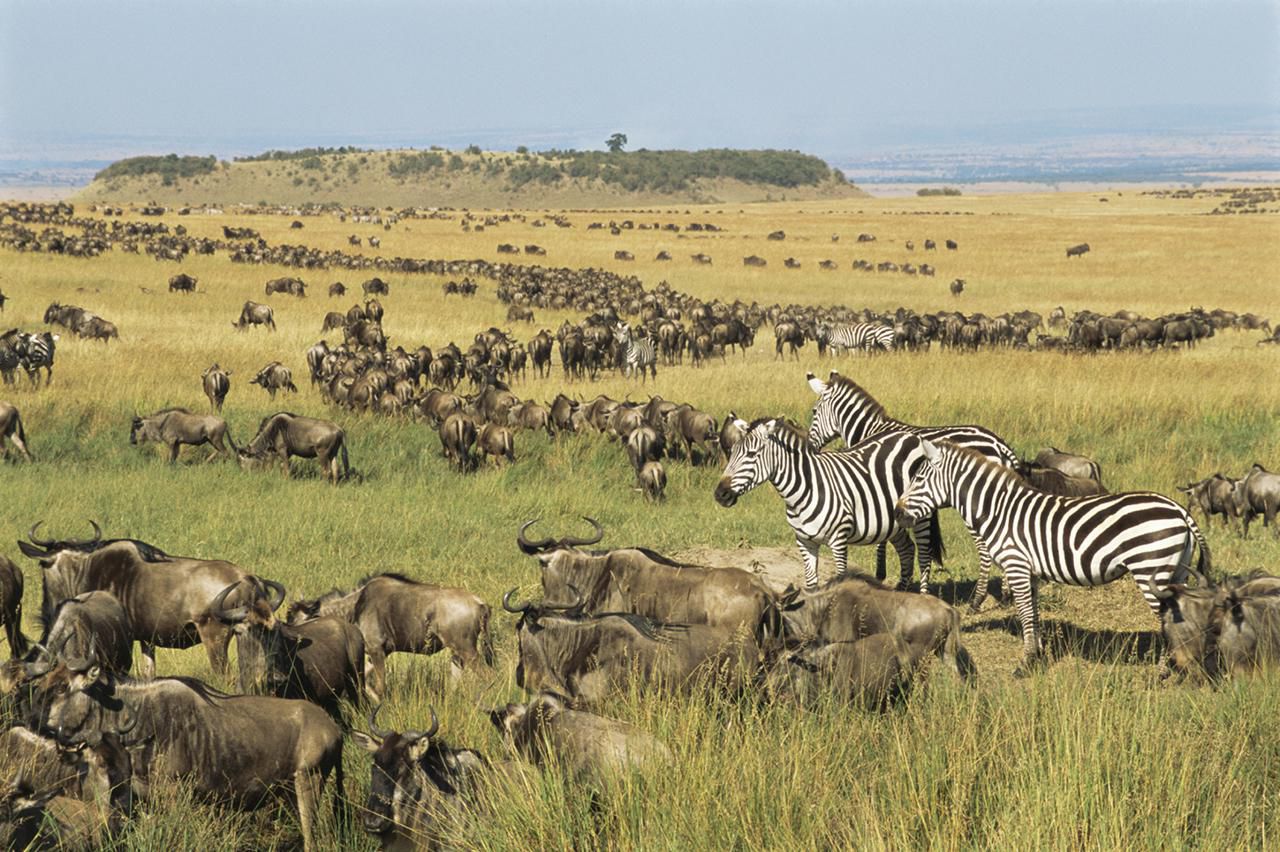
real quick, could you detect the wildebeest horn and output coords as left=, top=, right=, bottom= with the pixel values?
left=558, top=516, right=603, bottom=548
left=111, top=701, right=138, bottom=736
left=368, top=704, right=393, bottom=740
left=502, top=588, right=531, bottom=614
left=24, top=643, right=52, bottom=677
left=28, top=522, right=54, bottom=548
left=517, top=519, right=555, bottom=554
left=1143, top=573, right=1174, bottom=602
left=423, top=706, right=439, bottom=739
left=263, top=579, right=287, bottom=611
left=211, top=581, right=248, bottom=622
left=62, top=521, right=102, bottom=547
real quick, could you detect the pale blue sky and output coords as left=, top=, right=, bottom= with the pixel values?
left=1, top=0, right=1277, bottom=160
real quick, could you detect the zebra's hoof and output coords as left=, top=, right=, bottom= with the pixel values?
left=968, top=599, right=986, bottom=614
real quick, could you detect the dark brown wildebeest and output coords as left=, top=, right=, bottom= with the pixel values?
left=264, top=276, right=307, bottom=297
left=490, top=692, right=670, bottom=787
left=655, top=250, right=671, bottom=261
left=783, top=257, right=800, bottom=269
left=923, top=238, right=935, bottom=250
left=0, top=289, right=7, bottom=312
left=718, top=412, right=745, bottom=456
left=508, top=401, right=552, bottom=436
left=858, top=233, right=876, bottom=243
left=1153, top=572, right=1280, bottom=680
left=1034, top=447, right=1103, bottom=488
left=691, top=253, right=712, bottom=265
left=419, top=388, right=463, bottom=425
left=507, top=304, right=534, bottom=323
left=81, top=316, right=118, bottom=343
left=249, top=361, right=299, bottom=399
left=37, top=668, right=343, bottom=851
left=364, top=298, right=384, bottom=323
left=1233, top=464, right=1280, bottom=538
left=773, top=632, right=920, bottom=710
left=1066, top=242, right=1090, bottom=258
left=548, top=393, right=579, bottom=434
left=130, top=407, right=237, bottom=462
left=1177, top=474, right=1241, bottom=529
left=819, top=259, right=838, bottom=270
left=291, top=220, right=304, bottom=229
left=637, top=461, right=666, bottom=501
left=328, top=281, right=347, bottom=297
left=201, top=364, right=231, bottom=412
left=211, top=581, right=365, bottom=722
left=238, top=412, right=350, bottom=484
left=525, top=244, right=546, bottom=256
left=774, top=321, right=805, bottom=359
left=1017, top=464, right=1107, bottom=496
left=287, top=573, right=492, bottom=701
left=0, top=401, right=33, bottom=462
left=440, top=413, right=477, bottom=471
left=743, top=255, right=766, bottom=267
left=497, top=244, right=519, bottom=255
left=321, top=311, right=347, bottom=332
left=778, top=575, right=976, bottom=681
left=476, top=422, right=515, bottom=465
left=518, top=519, right=780, bottom=643
left=626, top=425, right=664, bottom=472
left=168, top=273, right=197, bottom=293
left=232, top=301, right=275, bottom=332
left=17, top=524, right=276, bottom=678
left=946, top=239, right=958, bottom=250
left=0, top=555, right=27, bottom=657
left=362, top=277, right=389, bottom=296
left=27, top=590, right=132, bottom=676
left=613, top=250, right=635, bottom=261
left=664, top=404, right=718, bottom=465
left=767, top=230, right=786, bottom=240
left=950, top=278, right=965, bottom=296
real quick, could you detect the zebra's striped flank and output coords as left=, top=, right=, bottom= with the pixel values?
left=614, top=322, right=657, bottom=381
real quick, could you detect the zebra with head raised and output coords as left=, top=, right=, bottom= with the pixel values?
left=807, top=370, right=1019, bottom=605
left=896, top=440, right=1210, bottom=676
left=16, top=331, right=57, bottom=387
left=613, top=322, right=656, bottom=381
left=714, top=418, right=943, bottom=592
left=817, top=323, right=895, bottom=356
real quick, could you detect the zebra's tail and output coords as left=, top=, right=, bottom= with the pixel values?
left=929, top=512, right=945, bottom=566
left=1189, top=515, right=1212, bottom=584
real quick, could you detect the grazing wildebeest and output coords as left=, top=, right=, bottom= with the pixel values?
left=130, top=407, right=237, bottom=462
left=945, top=239, right=958, bottom=250
left=664, top=404, right=718, bottom=465
left=1066, top=242, right=1091, bottom=258
left=1177, top=474, right=1241, bottom=529
left=328, top=282, right=347, bottom=297
left=233, top=301, right=275, bottom=332
left=249, top=361, right=299, bottom=399
left=625, top=424, right=664, bottom=472
left=81, top=316, right=119, bottom=343
left=613, top=250, right=634, bottom=261
left=949, top=278, right=965, bottom=296
left=17, top=524, right=276, bottom=678
left=439, top=413, right=477, bottom=472
left=476, top=422, right=515, bottom=465
left=1233, top=464, right=1280, bottom=538
left=322, top=311, right=347, bottom=332
left=0, top=555, right=27, bottom=657
left=507, top=304, right=535, bottom=323
left=548, top=394, right=578, bottom=434
left=743, top=255, right=767, bottom=267
left=201, top=363, right=231, bottom=412
left=0, top=401, right=33, bottom=462
left=287, top=573, right=492, bottom=702
left=37, top=668, right=344, bottom=852
left=637, top=461, right=666, bottom=501
left=691, top=253, right=712, bottom=265
left=168, top=273, right=197, bottom=293
left=29, top=590, right=133, bottom=675
left=211, top=582, right=365, bottom=722
left=490, top=692, right=670, bottom=787
left=265, top=276, right=307, bottom=297
left=238, top=412, right=350, bottom=484
left=508, top=401, right=553, bottom=436
left=362, top=277, right=389, bottom=296
left=1034, top=447, right=1104, bottom=488
left=774, top=633, right=920, bottom=710
left=1017, top=464, right=1107, bottom=496
left=1153, top=573, right=1280, bottom=680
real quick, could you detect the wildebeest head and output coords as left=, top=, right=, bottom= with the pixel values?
left=1146, top=574, right=1222, bottom=680
left=351, top=705, right=454, bottom=838
left=211, top=577, right=288, bottom=692
left=515, top=517, right=604, bottom=556
left=501, top=587, right=586, bottom=693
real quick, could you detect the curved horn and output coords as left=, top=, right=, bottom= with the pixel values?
left=263, top=579, right=287, bottom=612
left=1143, top=572, right=1174, bottom=602
left=423, top=706, right=439, bottom=739
left=368, top=704, right=394, bottom=740
left=211, top=581, right=248, bottom=622
left=28, top=522, right=54, bottom=548
left=111, top=700, right=138, bottom=736
left=86, top=521, right=103, bottom=544
left=502, top=588, right=531, bottom=614
left=558, top=516, right=603, bottom=549
left=516, top=519, right=556, bottom=555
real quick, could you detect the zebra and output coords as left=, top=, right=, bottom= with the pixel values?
left=807, top=369, right=1020, bottom=605
left=895, top=440, right=1210, bottom=676
left=16, top=332, right=57, bottom=387
left=613, top=322, right=656, bottom=381
left=816, top=322, right=895, bottom=356
left=714, top=418, right=943, bottom=592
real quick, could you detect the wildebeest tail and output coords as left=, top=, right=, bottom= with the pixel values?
left=942, top=607, right=977, bottom=684
left=14, top=411, right=31, bottom=461
left=7, top=599, right=29, bottom=658
left=1188, top=514, right=1212, bottom=583
left=478, top=603, right=494, bottom=667
left=338, top=436, right=350, bottom=479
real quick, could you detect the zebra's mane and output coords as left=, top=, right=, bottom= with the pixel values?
left=828, top=374, right=890, bottom=421
left=753, top=418, right=810, bottom=452
left=943, top=442, right=1029, bottom=490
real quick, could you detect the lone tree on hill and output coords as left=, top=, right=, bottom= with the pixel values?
left=606, top=133, right=628, bottom=153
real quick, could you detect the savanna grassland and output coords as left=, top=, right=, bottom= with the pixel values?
left=1, top=188, right=1278, bottom=850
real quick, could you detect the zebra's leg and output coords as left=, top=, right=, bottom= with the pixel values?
left=889, top=528, right=915, bottom=591
left=968, top=537, right=996, bottom=612
left=910, top=518, right=932, bottom=594
left=1005, top=560, right=1045, bottom=676
left=796, top=537, right=821, bottom=591
left=874, top=542, right=887, bottom=581
left=830, top=533, right=849, bottom=581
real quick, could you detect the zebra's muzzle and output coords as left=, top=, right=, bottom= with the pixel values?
left=714, top=479, right=739, bottom=507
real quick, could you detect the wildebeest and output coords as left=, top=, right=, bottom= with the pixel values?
left=80, top=316, right=119, bottom=343
left=490, top=692, right=669, bottom=787
left=211, top=581, right=365, bottom=722
left=1233, top=464, right=1280, bottom=538
left=168, top=273, right=197, bottom=293
left=322, top=311, right=347, bottom=332
left=0, top=401, right=33, bottom=462
left=201, top=363, right=231, bottom=411
left=1017, top=464, right=1107, bottom=497
left=238, top=412, right=350, bottom=484
left=265, top=276, right=307, bottom=297
left=1034, top=447, right=1104, bottom=488
left=37, top=669, right=344, bottom=852
left=774, top=633, right=919, bottom=710
left=17, top=524, right=276, bottom=677
left=718, top=412, right=745, bottom=456
left=328, top=281, right=347, bottom=297
left=130, top=407, right=237, bottom=462
left=625, top=425, right=664, bottom=473
left=475, top=422, right=515, bottom=466
left=637, top=461, right=666, bottom=501
left=0, top=555, right=27, bottom=658
left=506, top=304, right=534, bottom=323
left=0, top=289, right=6, bottom=312
left=946, top=239, right=958, bottom=250
left=1154, top=572, right=1280, bottom=680
left=286, top=573, right=492, bottom=701
left=774, top=321, right=805, bottom=359
left=1066, top=242, right=1091, bottom=258
left=743, top=255, right=767, bottom=267
left=691, top=253, right=712, bottom=265
left=362, top=277, right=389, bottom=296
left=613, top=250, right=634, bottom=261
left=249, top=361, right=299, bottom=399
left=950, top=278, right=965, bottom=296
left=1178, top=474, right=1241, bottom=529
left=664, top=404, right=718, bottom=465
left=232, top=301, right=275, bottom=332
left=440, top=413, right=477, bottom=472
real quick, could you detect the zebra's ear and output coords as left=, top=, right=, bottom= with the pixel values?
left=921, top=440, right=941, bottom=462
left=806, top=373, right=827, bottom=396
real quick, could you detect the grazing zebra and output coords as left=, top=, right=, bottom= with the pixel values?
left=807, top=370, right=1020, bottom=602
left=613, top=322, right=657, bottom=381
left=816, top=322, right=895, bottom=356
left=896, top=440, right=1210, bottom=675
left=714, top=418, right=943, bottom=592
left=16, top=332, right=57, bottom=387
